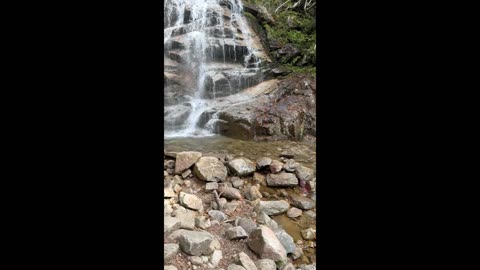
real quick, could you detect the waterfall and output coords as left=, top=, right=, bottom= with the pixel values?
left=164, top=0, right=267, bottom=138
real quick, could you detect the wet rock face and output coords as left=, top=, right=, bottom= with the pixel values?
left=164, top=0, right=272, bottom=135
left=248, top=225, right=287, bottom=261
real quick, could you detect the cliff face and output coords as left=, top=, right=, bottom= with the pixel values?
left=163, top=0, right=317, bottom=141
left=241, top=0, right=316, bottom=75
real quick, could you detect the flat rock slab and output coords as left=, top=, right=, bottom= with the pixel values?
left=225, top=226, right=248, bottom=240
left=266, top=172, right=298, bottom=187
left=178, top=230, right=215, bottom=256
left=194, top=156, right=228, bottom=182
left=179, top=192, right=203, bottom=211
left=175, top=151, right=202, bottom=174
left=228, top=157, right=256, bottom=176
left=256, top=200, right=290, bottom=216
left=247, top=225, right=287, bottom=261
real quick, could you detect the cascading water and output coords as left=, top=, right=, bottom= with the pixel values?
left=164, top=0, right=268, bottom=138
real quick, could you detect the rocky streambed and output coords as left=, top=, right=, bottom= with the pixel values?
left=164, top=148, right=316, bottom=270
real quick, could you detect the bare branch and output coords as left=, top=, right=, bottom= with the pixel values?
left=275, top=0, right=291, bottom=13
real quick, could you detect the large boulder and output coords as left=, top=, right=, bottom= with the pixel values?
left=247, top=225, right=287, bottom=261
left=175, top=151, right=202, bottom=174
left=193, top=157, right=228, bottom=182
left=228, top=158, right=256, bottom=176
left=177, top=230, right=216, bottom=256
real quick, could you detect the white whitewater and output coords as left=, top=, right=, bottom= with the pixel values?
left=164, top=0, right=265, bottom=138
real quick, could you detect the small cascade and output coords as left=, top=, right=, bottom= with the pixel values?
left=164, top=0, right=270, bottom=138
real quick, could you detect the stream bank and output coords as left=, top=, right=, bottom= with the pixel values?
left=164, top=144, right=316, bottom=269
